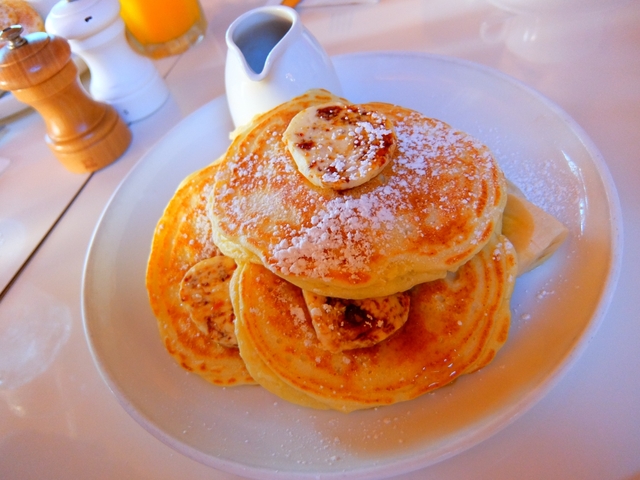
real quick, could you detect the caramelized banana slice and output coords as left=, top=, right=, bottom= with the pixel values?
left=179, top=256, right=238, bottom=347
left=302, top=290, right=410, bottom=353
left=283, top=102, right=396, bottom=190
left=502, top=186, right=568, bottom=276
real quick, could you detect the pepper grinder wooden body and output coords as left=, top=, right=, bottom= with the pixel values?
left=0, top=26, right=131, bottom=173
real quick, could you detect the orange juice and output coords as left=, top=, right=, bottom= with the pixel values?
left=119, top=0, right=206, bottom=58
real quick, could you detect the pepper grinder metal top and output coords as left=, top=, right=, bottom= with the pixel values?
left=0, top=25, right=131, bottom=173
left=2, top=25, right=28, bottom=49
left=45, top=0, right=169, bottom=123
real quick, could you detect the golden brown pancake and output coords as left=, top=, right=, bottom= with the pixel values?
left=208, top=89, right=507, bottom=299
left=229, top=273, right=331, bottom=410
left=233, top=234, right=517, bottom=412
left=146, top=161, right=254, bottom=386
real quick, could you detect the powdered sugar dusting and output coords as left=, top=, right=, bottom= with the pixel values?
left=272, top=192, right=395, bottom=279
left=479, top=128, right=583, bottom=230
left=211, top=103, right=504, bottom=286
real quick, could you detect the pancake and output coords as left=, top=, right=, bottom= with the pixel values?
left=208, top=89, right=507, bottom=299
left=233, top=234, right=517, bottom=412
left=230, top=271, right=331, bottom=410
left=146, top=161, right=254, bottom=386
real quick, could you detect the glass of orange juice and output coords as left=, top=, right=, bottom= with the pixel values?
left=119, top=0, right=207, bottom=59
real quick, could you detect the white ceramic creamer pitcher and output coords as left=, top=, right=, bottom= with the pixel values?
left=225, top=6, right=342, bottom=128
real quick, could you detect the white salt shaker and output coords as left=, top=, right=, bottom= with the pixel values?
left=45, top=0, right=169, bottom=123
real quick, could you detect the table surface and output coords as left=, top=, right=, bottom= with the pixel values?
left=1, top=1, right=639, bottom=479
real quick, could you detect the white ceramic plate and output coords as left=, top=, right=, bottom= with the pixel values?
left=82, top=52, right=622, bottom=479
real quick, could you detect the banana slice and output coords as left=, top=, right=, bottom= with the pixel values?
left=302, top=290, right=411, bottom=353
left=502, top=185, right=568, bottom=276
left=179, top=255, right=238, bottom=347
left=283, top=102, right=397, bottom=190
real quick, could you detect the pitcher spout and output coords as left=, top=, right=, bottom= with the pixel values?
left=226, top=7, right=297, bottom=81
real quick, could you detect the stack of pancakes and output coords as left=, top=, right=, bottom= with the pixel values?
left=146, top=89, right=566, bottom=412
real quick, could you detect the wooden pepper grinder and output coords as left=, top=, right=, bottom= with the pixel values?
left=0, top=25, right=131, bottom=173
